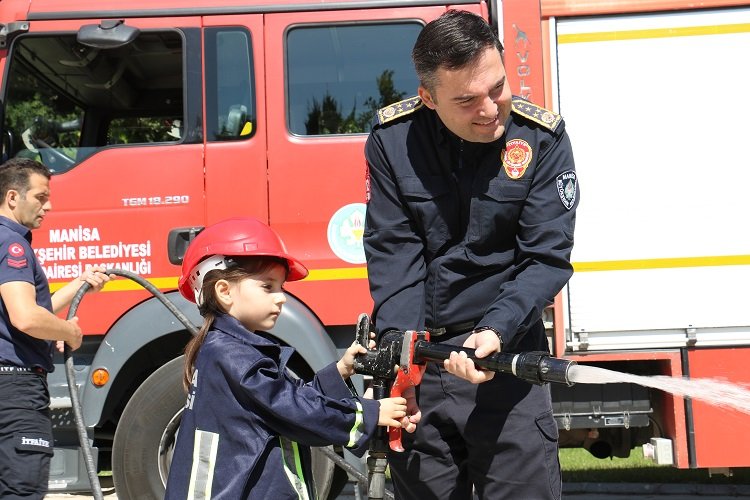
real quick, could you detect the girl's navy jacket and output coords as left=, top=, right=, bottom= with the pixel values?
left=165, top=314, right=379, bottom=499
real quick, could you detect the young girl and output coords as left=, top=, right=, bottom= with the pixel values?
left=164, top=217, right=411, bottom=499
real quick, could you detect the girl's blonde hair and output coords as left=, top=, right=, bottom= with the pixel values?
left=182, top=255, right=288, bottom=390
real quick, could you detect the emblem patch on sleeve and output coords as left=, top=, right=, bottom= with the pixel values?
left=556, top=170, right=577, bottom=210
left=7, top=242, right=27, bottom=268
left=502, top=139, right=532, bottom=179
left=9, top=243, right=24, bottom=257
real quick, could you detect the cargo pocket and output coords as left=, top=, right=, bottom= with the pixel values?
left=11, top=430, right=54, bottom=495
left=535, top=410, right=561, bottom=500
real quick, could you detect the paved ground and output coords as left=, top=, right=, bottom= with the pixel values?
left=45, top=481, right=750, bottom=499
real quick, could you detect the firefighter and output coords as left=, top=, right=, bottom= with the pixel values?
left=363, top=10, right=578, bottom=499
left=165, top=217, right=414, bottom=499
left=0, top=158, right=111, bottom=499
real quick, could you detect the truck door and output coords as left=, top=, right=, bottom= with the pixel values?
left=201, top=14, right=268, bottom=224
left=264, top=6, right=447, bottom=325
left=1, top=16, right=205, bottom=334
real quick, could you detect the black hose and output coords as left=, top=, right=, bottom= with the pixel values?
left=64, top=268, right=200, bottom=499
left=62, top=344, right=101, bottom=500
left=317, top=447, right=394, bottom=500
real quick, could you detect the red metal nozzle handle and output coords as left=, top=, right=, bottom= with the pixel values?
left=388, top=331, right=428, bottom=452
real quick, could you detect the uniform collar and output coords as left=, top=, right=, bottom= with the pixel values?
left=212, top=313, right=277, bottom=347
left=0, top=215, right=32, bottom=243
left=427, top=106, right=507, bottom=152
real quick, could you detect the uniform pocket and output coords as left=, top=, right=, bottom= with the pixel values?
left=469, top=178, right=529, bottom=244
left=11, top=429, right=54, bottom=495
left=483, top=178, right=530, bottom=202
left=400, top=175, right=449, bottom=199
left=398, top=175, right=453, bottom=256
left=535, top=410, right=561, bottom=500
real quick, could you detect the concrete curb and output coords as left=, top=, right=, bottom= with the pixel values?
left=564, top=482, right=750, bottom=497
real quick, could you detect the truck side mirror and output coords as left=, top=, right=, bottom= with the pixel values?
left=77, top=20, right=140, bottom=49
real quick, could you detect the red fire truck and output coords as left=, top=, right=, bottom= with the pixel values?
left=0, top=0, right=747, bottom=497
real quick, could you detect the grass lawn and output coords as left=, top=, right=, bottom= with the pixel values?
left=560, top=448, right=750, bottom=484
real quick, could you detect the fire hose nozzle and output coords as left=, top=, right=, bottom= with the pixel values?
left=351, top=315, right=577, bottom=386
left=512, top=351, right=577, bottom=386
left=413, top=343, right=577, bottom=386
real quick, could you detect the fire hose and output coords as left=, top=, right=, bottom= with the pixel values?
left=351, top=313, right=578, bottom=500
left=65, top=268, right=199, bottom=500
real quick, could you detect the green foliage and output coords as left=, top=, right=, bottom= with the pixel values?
left=3, top=60, right=81, bottom=166
left=560, top=448, right=750, bottom=484
left=107, top=117, right=177, bottom=145
left=304, top=69, right=407, bottom=135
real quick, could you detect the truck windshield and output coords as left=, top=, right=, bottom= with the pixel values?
left=2, top=31, right=184, bottom=173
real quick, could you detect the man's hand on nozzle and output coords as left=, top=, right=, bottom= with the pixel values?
left=443, top=329, right=501, bottom=384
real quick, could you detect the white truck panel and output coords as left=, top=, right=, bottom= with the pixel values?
left=554, top=8, right=750, bottom=350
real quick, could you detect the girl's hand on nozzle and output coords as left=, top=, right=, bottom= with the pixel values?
left=337, top=341, right=367, bottom=379
left=377, top=396, right=410, bottom=428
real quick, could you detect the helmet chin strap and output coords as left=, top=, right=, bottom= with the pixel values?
left=190, top=254, right=230, bottom=306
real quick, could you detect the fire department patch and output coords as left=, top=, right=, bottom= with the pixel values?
left=556, top=170, right=577, bottom=210
left=8, top=243, right=24, bottom=258
left=502, top=139, right=532, bottom=179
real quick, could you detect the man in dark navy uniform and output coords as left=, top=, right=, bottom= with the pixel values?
left=364, top=10, right=578, bottom=499
left=0, top=158, right=110, bottom=498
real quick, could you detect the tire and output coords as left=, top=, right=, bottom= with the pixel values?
left=112, top=356, right=185, bottom=499
left=112, top=356, right=339, bottom=499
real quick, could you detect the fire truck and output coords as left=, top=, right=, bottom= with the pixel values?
left=0, top=0, right=747, bottom=497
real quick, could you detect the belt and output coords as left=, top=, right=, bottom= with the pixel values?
left=427, top=320, right=477, bottom=338
left=0, top=365, right=46, bottom=375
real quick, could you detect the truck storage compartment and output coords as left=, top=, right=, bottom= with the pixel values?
left=552, top=381, right=652, bottom=430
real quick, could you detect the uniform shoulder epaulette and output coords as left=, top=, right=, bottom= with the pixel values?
left=376, top=96, right=423, bottom=125
left=511, top=97, right=562, bottom=132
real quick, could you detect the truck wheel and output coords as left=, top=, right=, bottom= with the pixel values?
left=112, top=355, right=340, bottom=499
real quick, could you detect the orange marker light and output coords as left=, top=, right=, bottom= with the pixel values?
left=91, top=368, right=110, bottom=387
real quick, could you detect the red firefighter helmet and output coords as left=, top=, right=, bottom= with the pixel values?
left=178, top=217, right=308, bottom=304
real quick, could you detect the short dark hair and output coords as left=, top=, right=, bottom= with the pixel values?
left=412, top=10, right=504, bottom=92
left=0, top=158, right=51, bottom=200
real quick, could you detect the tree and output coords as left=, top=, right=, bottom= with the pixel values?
left=304, top=69, right=407, bottom=135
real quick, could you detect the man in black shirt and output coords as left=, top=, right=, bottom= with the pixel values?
left=0, top=158, right=111, bottom=498
left=364, top=10, right=578, bottom=499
